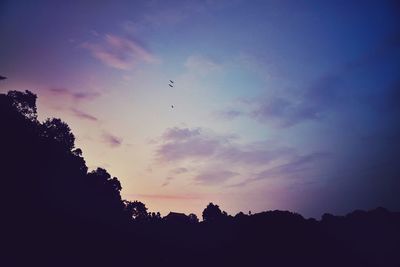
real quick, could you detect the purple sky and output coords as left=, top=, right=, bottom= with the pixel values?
left=1, top=0, right=399, bottom=218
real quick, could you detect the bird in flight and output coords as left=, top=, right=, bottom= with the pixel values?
left=0, top=75, right=7, bottom=80
left=169, top=80, right=175, bottom=108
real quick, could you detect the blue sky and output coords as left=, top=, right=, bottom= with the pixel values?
left=1, top=0, right=399, bottom=217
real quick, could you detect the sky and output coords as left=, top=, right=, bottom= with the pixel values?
left=1, top=0, right=399, bottom=218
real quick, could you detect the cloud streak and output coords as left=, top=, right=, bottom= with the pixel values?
left=229, top=152, right=329, bottom=187
left=161, top=176, right=174, bottom=187
left=48, top=87, right=100, bottom=101
left=70, top=108, right=98, bottom=121
left=213, top=109, right=243, bottom=120
left=171, top=167, right=189, bottom=174
left=102, top=132, right=122, bottom=147
left=194, top=170, right=238, bottom=185
left=127, top=193, right=202, bottom=200
left=81, top=34, right=159, bottom=70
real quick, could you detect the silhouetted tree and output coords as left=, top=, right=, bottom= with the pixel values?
left=234, top=211, right=247, bottom=220
left=188, top=213, right=199, bottom=223
left=149, top=211, right=162, bottom=222
left=202, top=202, right=226, bottom=222
left=7, top=90, right=37, bottom=121
left=41, top=118, right=75, bottom=151
left=124, top=200, right=148, bottom=221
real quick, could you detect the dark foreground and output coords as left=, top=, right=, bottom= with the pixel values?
left=2, top=90, right=400, bottom=267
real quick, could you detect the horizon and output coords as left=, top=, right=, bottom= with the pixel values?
left=1, top=0, right=399, bottom=219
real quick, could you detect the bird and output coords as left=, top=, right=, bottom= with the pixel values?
left=168, top=80, right=175, bottom=109
left=0, top=75, right=6, bottom=80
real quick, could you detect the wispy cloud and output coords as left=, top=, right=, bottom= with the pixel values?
left=156, top=126, right=291, bottom=165
left=194, top=170, right=238, bottom=185
left=102, top=132, right=122, bottom=147
left=171, top=167, right=189, bottom=174
left=229, top=152, right=330, bottom=187
left=161, top=176, right=174, bottom=187
left=48, top=87, right=100, bottom=101
left=160, top=168, right=190, bottom=186
left=127, top=193, right=202, bottom=200
left=253, top=152, right=329, bottom=180
left=162, top=127, right=202, bottom=141
left=252, top=75, right=340, bottom=127
left=156, top=127, right=227, bottom=162
left=213, top=109, right=243, bottom=120
left=214, top=74, right=341, bottom=127
left=81, top=34, right=159, bottom=70
left=70, top=108, right=98, bottom=121
left=153, top=126, right=325, bottom=186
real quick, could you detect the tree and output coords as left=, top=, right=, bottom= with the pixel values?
left=149, top=212, right=162, bottom=222
left=202, top=202, right=226, bottom=222
left=41, top=118, right=75, bottom=151
left=124, top=200, right=148, bottom=221
left=88, top=168, right=122, bottom=195
left=7, top=90, right=37, bottom=121
left=188, top=213, right=199, bottom=223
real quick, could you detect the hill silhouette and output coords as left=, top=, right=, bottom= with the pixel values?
left=1, top=90, right=399, bottom=267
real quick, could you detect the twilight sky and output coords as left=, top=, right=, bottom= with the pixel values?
left=1, top=0, right=399, bottom=218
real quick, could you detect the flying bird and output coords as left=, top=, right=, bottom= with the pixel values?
left=168, top=80, right=175, bottom=109
left=0, top=75, right=6, bottom=80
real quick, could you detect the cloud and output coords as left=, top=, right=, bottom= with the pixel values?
left=156, top=127, right=228, bottom=162
left=153, top=126, right=326, bottom=186
left=194, top=170, right=238, bottom=185
left=81, top=34, right=159, bottom=70
left=48, top=87, right=100, bottom=101
left=160, top=168, right=190, bottom=186
left=102, top=132, right=122, bottom=147
left=162, top=127, right=201, bottom=141
left=70, top=108, right=98, bottom=121
left=254, top=152, right=329, bottom=180
left=171, top=167, right=189, bottom=174
left=156, top=127, right=292, bottom=165
left=213, top=74, right=341, bottom=127
left=213, top=109, right=243, bottom=120
left=217, top=145, right=294, bottom=166
left=236, top=32, right=399, bottom=128
left=161, top=176, right=174, bottom=187
left=229, top=152, right=329, bottom=187
left=249, top=75, right=341, bottom=127
left=127, top=193, right=202, bottom=200
left=157, top=138, right=219, bottom=162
